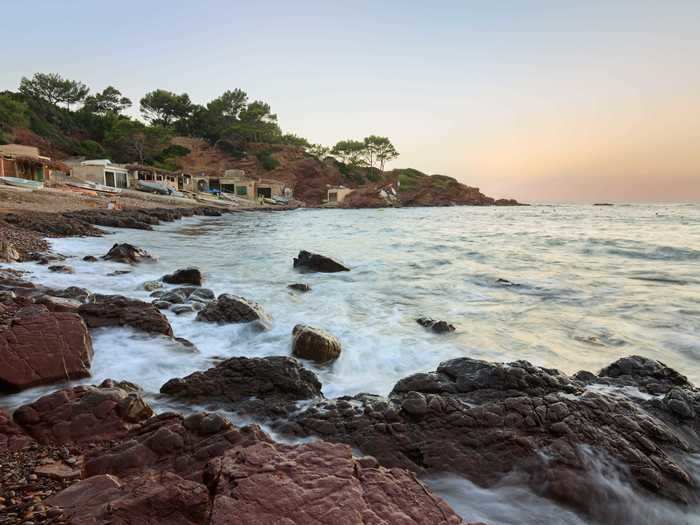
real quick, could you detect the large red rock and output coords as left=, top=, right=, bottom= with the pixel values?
left=205, top=440, right=463, bottom=525
left=0, top=305, right=93, bottom=392
left=78, top=295, right=173, bottom=336
left=13, top=379, right=153, bottom=444
left=45, top=472, right=209, bottom=525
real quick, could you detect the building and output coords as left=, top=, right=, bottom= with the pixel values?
left=326, top=186, right=354, bottom=204
left=126, top=164, right=179, bottom=192
left=216, top=170, right=286, bottom=200
left=0, top=144, right=64, bottom=183
left=71, top=160, right=129, bottom=189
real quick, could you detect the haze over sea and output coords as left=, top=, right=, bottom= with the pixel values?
left=4, top=203, right=700, bottom=524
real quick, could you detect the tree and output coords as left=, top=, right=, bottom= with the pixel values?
left=83, top=86, right=131, bottom=115
left=280, top=133, right=310, bottom=148
left=307, top=143, right=330, bottom=160
left=331, top=139, right=365, bottom=166
left=0, top=93, right=29, bottom=132
left=368, top=136, right=399, bottom=171
left=19, top=73, right=89, bottom=109
left=140, top=89, right=192, bottom=127
left=207, top=89, right=247, bottom=119
left=105, top=119, right=171, bottom=164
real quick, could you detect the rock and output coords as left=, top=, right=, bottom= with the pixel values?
left=172, top=304, right=194, bottom=315
left=162, top=267, right=203, bottom=286
left=0, top=240, right=20, bottom=262
left=175, top=337, right=197, bottom=350
left=416, top=317, right=456, bottom=333
left=195, top=294, right=271, bottom=330
left=160, top=291, right=187, bottom=304
left=0, top=409, right=34, bottom=451
left=46, top=472, right=210, bottom=525
left=293, top=250, right=350, bottom=273
left=288, top=283, right=311, bottom=292
left=0, top=306, right=93, bottom=393
left=153, top=300, right=172, bottom=310
left=82, top=255, right=98, bottom=262
left=292, top=324, right=342, bottom=363
left=188, top=288, right=215, bottom=302
left=205, top=440, right=462, bottom=525
left=101, top=243, right=155, bottom=264
left=48, top=264, right=74, bottom=274
left=143, top=280, right=163, bottom=292
left=13, top=379, right=153, bottom=444
left=44, top=286, right=91, bottom=303
left=34, top=461, right=81, bottom=481
left=160, top=356, right=322, bottom=418
left=282, top=356, right=700, bottom=517
left=107, top=269, right=132, bottom=276
left=34, top=295, right=81, bottom=313
left=78, top=295, right=173, bottom=336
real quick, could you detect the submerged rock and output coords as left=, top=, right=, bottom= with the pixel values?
left=0, top=305, right=93, bottom=393
left=13, top=379, right=153, bottom=444
left=172, top=304, right=194, bottom=315
left=416, top=317, right=456, bottom=333
left=292, top=324, right=341, bottom=363
left=160, top=356, right=322, bottom=418
left=48, top=264, right=74, bottom=274
left=82, top=255, right=98, bottom=262
left=162, top=267, right=203, bottom=286
left=293, top=250, right=350, bottom=273
left=288, top=283, right=311, bottom=292
left=78, top=294, right=173, bottom=336
left=195, top=293, right=271, bottom=329
left=102, top=243, right=155, bottom=264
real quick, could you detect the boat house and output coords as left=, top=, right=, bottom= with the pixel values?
left=216, top=169, right=286, bottom=200
left=326, top=186, right=354, bottom=204
left=126, top=164, right=179, bottom=192
left=71, top=159, right=129, bottom=189
left=0, top=144, right=64, bottom=183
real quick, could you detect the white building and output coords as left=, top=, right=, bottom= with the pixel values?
left=70, top=159, right=129, bottom=189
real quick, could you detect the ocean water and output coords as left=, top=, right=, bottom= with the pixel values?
left=3, top=203, right=700, bottom=524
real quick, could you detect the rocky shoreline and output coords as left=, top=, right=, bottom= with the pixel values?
left=1, top=208, right=699, bottom=524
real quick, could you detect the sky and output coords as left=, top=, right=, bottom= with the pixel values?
left=2, top=0, right=699, bottom=202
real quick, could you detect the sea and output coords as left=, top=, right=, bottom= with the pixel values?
left=3, top=203, right=700, bottom=524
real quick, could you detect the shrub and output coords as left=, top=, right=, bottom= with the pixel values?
left=256, top=149, right=279, bottom=171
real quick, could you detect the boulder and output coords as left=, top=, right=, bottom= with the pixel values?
left=0, top=409, right=34, bottom=451
left=153, top=300, right=173, bottom=310
left=162, top=267, right=203, bottom=286
left=46, top=472, right=210, bottom=525
left=35, top=295, right=82, bottom=313
left=195, top=293, right=271, bottom=329
left=281, top=356, right=700, bottom=518
left=293, top=250, right=350, bottom=273
left=13, top=379, right=153, bottom=444
left=160, top=356, right=322, bottom=418
left=0, top=240, right=20, bottom=262
left=416, top=317, right=456, bottom=333
left=82, top=255, right=98, bottom=262
left=172, top=304, right=194, bottom=315
left=78, top=295, right=173, bottom=336
left=0, top=306, right=93, bottom=393
left=44, top=286, right=92, bottom=303
left=143, top=280, right=163, bottom=292
left=205, top=440, right=462, bottom=525
left=288, top=283, right=311, bottom=292
left=48, top=264, right=74, bottom=274
left=102, top=243, right=155, bottom=264
left=292, top=324, right=342, bottom=363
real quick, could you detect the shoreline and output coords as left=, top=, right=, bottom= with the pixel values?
left=1, top=209, right=699, bottom=524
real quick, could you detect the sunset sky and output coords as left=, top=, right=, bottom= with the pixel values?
left=3, top=1, right=699, bottom=202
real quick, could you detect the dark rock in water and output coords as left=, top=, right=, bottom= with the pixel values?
left=293, top=250, right=350, bottom=273
left=153, top=300, right=172, bottom=310
left=13, top=379, right=153, bottom=444
left=43, top=286, right=91, bottom=303
left=172, top=304, right=194, bottom=315
left=162, top=267, right=203, bottom=286
left=160, top=356, right=322, bottom=418
left=82, top=255, right=98, bottom=262
left=0, top=305, right=93, bottom=393
left=189, top=288, right=215, bottom=302
left=35, top=294, right=82, bottom=313
left=160, top=290, right=187, bottom=304
left=107, top=269, right=131, bottom=276
left=78, top=295, right=173, bottom=336
left=175, top=337, right=197, bottom=350
left=288, top=283, right=311, bottom=292
left=196, top=293, right=271, bottom=329
left=496, top=278, right=517, bottom=286
left=292, top=324, right=341, bottom=363
left=143, top=280, right=162, bottom=292
left=102, top=243, right=155, bottom=264
left=48, top=264, right=74, bottom=274
left=416, top=317, right=455, bottom=333
left=280, top=355, right=700, bottom=518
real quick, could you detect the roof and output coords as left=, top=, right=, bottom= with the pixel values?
left=125, top=164, right=184, bottom=176
left=13, top=156, right=68, bottom=172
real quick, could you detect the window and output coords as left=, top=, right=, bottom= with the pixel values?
left=236, top=185, right=247, bottom=196
left=105, top=171, right=116, bottom=187
left=115, top=172, right=128, bottom=188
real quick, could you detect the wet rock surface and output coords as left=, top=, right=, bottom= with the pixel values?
left=0, top=305, right=93, bottom=393
left=78, top=294, right=173, bottom=336
left=277, top=355, right=700, bottom=518
left=292, top=324, right=342, bottom=363
left=160, top=356, right=322, bottom=418
left=195, top=293, right=271, bottom=329
left=101, top=242, right=155, bottom=264
left=293, top=250, right=350, bottom=273
left=288, top=282, right=311, bottom=292
left=13, top=379, right=153, bottom=445
left=162, top=267, right=203, bottom=286
left=416, top=316, right=456, bottom=333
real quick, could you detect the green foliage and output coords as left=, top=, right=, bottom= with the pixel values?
left=307, top=143, right=330, bottom=160
left=366, top=169, right=381, bottom=182
left=395, top=168, right=427, bottom=192
left=105, top=120, right=171, bottom=164
left=77, top=139, right=106, bottom=158
left=160, top=144, right=190, bottom=158
left=331, top=136, right=399, bottom=171
left=19, top=73, right=89, bottom=109
left=83, top=86, right=131, bottom=115
left=140, top=89, right=192, bottom=127
left=0, top=93, right=29, bottom=132
left=280, top=133, right=310, bottom=148
left=217, top=140, right=246, bottom=160
left=331, top=139, right=365, bottom=166
left=256, top=149, right=280, bottom=171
